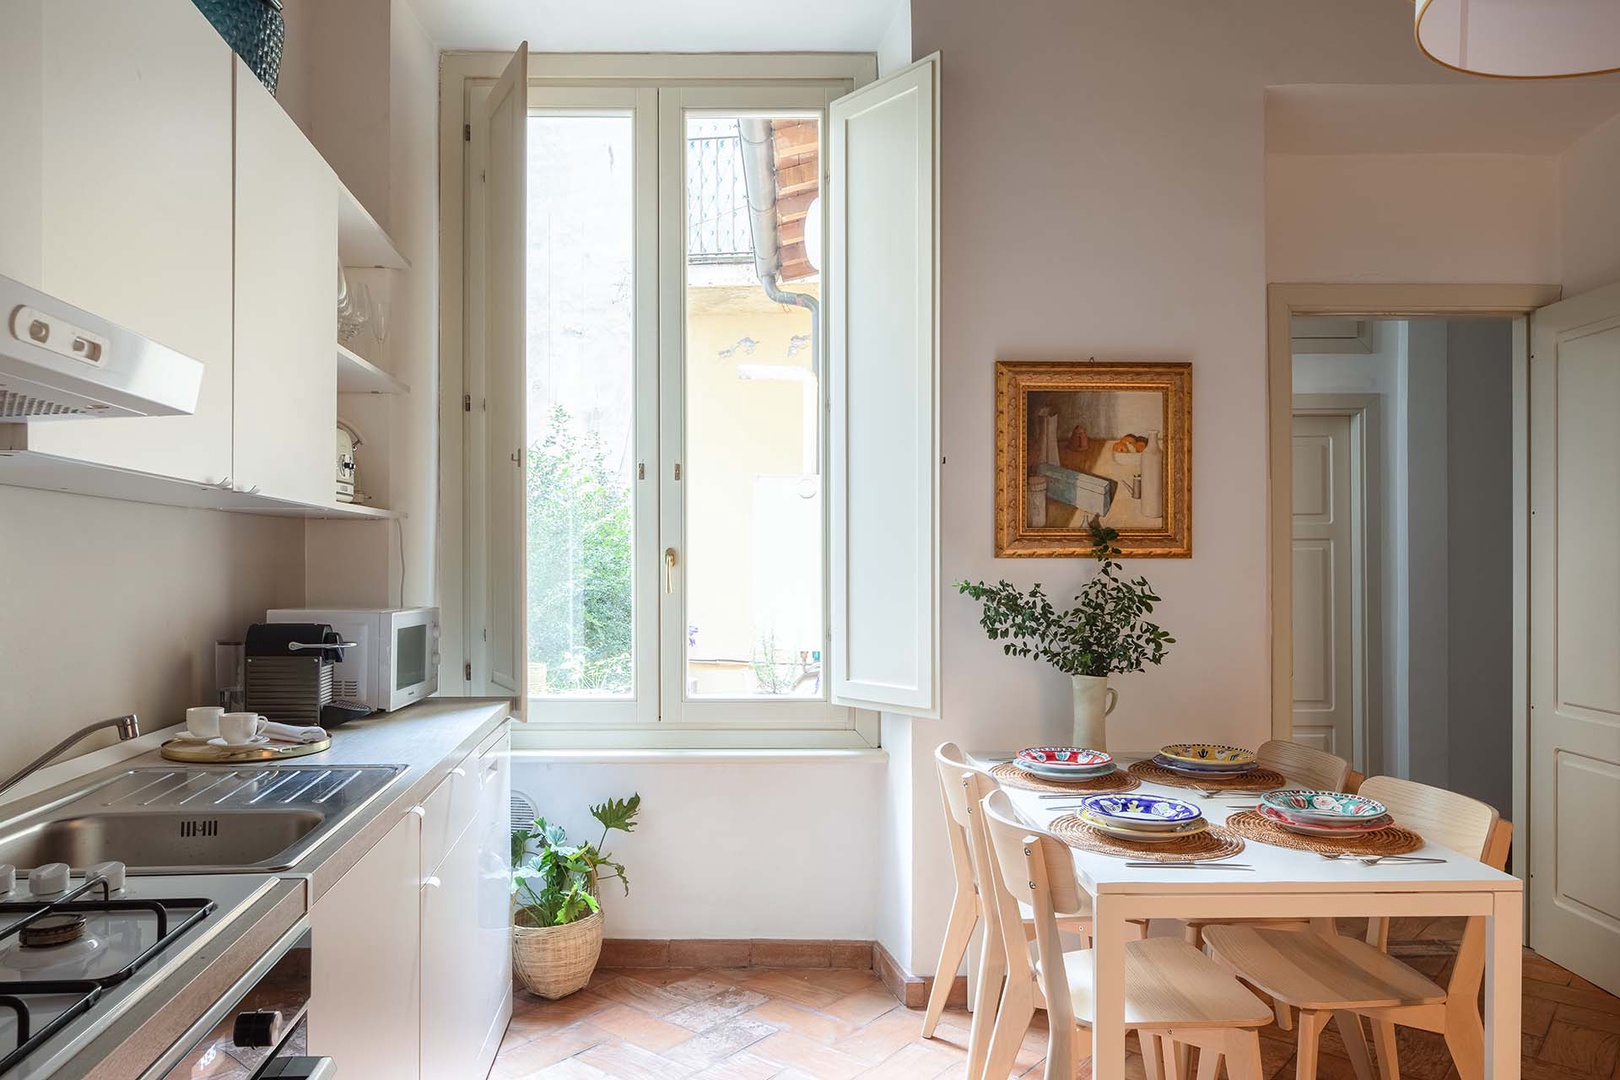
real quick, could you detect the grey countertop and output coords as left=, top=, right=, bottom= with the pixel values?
left=34, top=696, right=513, bottom=1079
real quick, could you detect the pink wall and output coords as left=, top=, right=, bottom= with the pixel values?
left=1268, top=154, right=1562, bottom=284
left=1562, top=113, right=1620, bottom=295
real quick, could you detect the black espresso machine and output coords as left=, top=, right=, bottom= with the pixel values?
left=244, top=623, right=372, bottom=727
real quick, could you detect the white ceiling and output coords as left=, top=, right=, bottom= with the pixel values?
left=404, top=0, right=903, bottom=54
left=1267, top=82, right=1620, bottom=155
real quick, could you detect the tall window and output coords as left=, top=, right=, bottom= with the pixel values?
left=521, top=84, right=849, bottom=735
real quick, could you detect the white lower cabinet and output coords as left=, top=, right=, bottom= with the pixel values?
left=308, top=807, right=422, bottom=1077
left=308, top=730, right=511, bottom=1080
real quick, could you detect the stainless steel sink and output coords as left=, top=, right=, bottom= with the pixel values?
left=0, top=764, right=405, bottom=874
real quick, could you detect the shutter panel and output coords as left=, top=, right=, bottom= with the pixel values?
left=483, top=44, right=528, bottom=708
left=827, top=55, right=940, bottom=717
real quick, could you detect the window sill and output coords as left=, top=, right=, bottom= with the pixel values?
left=511, top=747, right=888, bottom=766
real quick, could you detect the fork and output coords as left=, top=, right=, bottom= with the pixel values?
left=1123, top=861, right=1254, bottom=870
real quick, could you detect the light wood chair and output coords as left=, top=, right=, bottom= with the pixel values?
left=1256, top=739, right=1351, bottom=792
left=980, top=789, right=1274, bottom=1080
left=1204, top=776, right=1511, bottom=1080
left=924, top=743, right=1092, bottom=1077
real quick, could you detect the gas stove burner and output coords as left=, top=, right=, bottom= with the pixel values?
left=18, top=915, right=86, bottom=949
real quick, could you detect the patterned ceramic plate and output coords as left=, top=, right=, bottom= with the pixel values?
left=1080, top=811, right=1209, bottom=844
left=1151, top=754, right=1258, bottom=776
left=1078, top=793, right=1203, bottom=829
left=1158, top=743, right=1258, bottom=768
left=1258, top=804, right=1393, bottom=836
left=1017, top=746, right=1114, bottom=769
left=1015, top=760, right=1116, bottom=781
left=1260, top=789, right=1388, bottom=822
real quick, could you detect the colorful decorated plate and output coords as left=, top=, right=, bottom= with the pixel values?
left=1260, top=789, right=1388, bottom=823
left=1015, top=759, right=1116, bottom=781
left=1080, top=811, right=1209, bottom=844
left=1078, top=794, right=1203, bottom=829
left=1158, top=743, right=1258, bottom=768
left=1258, top=804, right=1393, bottom=837
left=1017, top=746, right=1114, bottom=770
left=1151, top=754, right=1258, bottom=777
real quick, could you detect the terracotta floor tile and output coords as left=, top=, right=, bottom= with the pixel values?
left=508, top=990, right=612, bottom=1039
left=686, top=1051, right=787, bottom=1080
left=665, top=988, right=772, bottom=1032
left=492, top=1023, right=612, bottom=1077
left=830, top=1005, right=929, bottom=1065
left=752, top=1031, right=868, bottom=1080
left=528, top=1059, right=612, bottom=1080
left=746, top=999, right=860, bottom=1044
left=822, top=988, right=904, bottom=1028
left=741, top=971, right=846, bottom=1011
left=854, top=1041, right=962, bottom=1079
left=666, top=1017, right=784, bottom=1067
left=583, top=1003, right=696, bottom=1053
left=806, top=969, right=885, bottom=995
left=664, top=974, right=741, bottom=1002
left=592, top=974, right=691, bottom=1016
left=574, top=1041, right=699, bottom=1080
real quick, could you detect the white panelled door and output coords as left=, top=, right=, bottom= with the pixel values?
left=828, top=54, right=941, bottom=718
left=1530, top=281, right=1620, bottom=995
left=1291, top=413, right=1355, bottom=761
left=479, top=43, right=528, bottom=710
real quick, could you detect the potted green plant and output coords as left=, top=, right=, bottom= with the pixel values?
left=510, top=794, right=641, bottom=999
left=957, top=522, right=1174, bottom=750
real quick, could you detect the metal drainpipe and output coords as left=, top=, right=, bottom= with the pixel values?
left=737, top=118, right=820, bottom=382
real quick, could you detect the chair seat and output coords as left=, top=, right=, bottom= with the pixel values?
left=1203, top=925, right=1447, bottom=1011
left=1037, top=936, right=1273, bottom=1030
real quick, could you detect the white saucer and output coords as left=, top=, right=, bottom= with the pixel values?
left=208, top=735, right=270, bottom=748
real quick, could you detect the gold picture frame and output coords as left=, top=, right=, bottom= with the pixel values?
left=995, top=360, right=1192, bottom=557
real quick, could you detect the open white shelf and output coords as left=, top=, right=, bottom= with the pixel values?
left=337, top=343, right=409, bottom=394
left=338, top=184, right=409, bottom=270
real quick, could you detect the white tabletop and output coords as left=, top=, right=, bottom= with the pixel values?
left=970, top=752, right=1521, bottom=896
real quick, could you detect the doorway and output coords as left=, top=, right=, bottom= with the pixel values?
left=1288, top=317, right=1516, bottom=809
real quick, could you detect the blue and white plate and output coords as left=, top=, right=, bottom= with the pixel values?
left=1078, top=793, right=1203, bottom=830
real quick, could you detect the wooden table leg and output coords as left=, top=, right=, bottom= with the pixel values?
left=1090, top=892, right=1130, bottom=1080
left=1485, top=888, right=1523, bottom=1080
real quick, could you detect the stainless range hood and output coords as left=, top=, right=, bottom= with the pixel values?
left=0, top=273, right=205, bottom=421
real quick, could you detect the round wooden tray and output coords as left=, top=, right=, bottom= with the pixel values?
left=160, top=736, right=332, bottom=764
left=989, top=761, right=1141, bottom=794
left=1222, top=810, right=1426, bottom=857
left=1048, top=814, right=1246, bottom=862
left=1127, top=760, right=1287, bottom=793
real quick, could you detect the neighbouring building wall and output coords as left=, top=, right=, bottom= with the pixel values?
left=0, top=490, right=304, bottom=768
left=511, top=757, right=882, bottom=939
left=902, top=0, right=1557, bottom=980
left=1562, top=111, right=1620, bottom=295
left=1267, top=154, right=1562, bottom=284
left=1445, top=320, right=1514, bottom=813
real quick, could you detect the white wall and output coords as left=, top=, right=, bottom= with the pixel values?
left=1267, top=154, right=1562, bottom=285
left=0, top=489, right=304, bottom=769
left=511, top=756, right=882, bottom=939
left=1562, top=112, right=1620, bottom=295
left=1402, top=321, right=1450, bottom=786
left=876, top=2, right=912, bottom=77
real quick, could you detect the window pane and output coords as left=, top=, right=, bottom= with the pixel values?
left=683, top=116, right=824, bottom=699
left=526, top=115, right=635, bottom=698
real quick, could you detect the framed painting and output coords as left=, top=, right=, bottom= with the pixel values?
left=995, top=360, right=1192, bottom=557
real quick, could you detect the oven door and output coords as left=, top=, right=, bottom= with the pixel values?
left=145, top=919, right=333, bottom=1080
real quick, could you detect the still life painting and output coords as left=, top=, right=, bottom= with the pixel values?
left=994, top=360, right=1191, bottom=557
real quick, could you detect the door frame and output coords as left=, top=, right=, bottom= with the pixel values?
left=1268, top=283, right=1559, bottom=886
left=1291, top=395, right=1382, bottom=776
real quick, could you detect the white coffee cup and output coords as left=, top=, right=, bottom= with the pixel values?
left=186, top=706, right=224, bottom=740
left=218, top=712, right=267, bottom=746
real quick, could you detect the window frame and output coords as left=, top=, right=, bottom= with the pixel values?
left=445, top=53, right=881, bottom=750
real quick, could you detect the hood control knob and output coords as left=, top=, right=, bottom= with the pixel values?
left=86, top=861, right=125, bottom=893
left=28, top=863, right=69, bottom=897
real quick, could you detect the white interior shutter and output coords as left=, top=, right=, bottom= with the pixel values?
left=828, top=54, right=940, bottom=718
left=482, top=43, right=528, bottom=709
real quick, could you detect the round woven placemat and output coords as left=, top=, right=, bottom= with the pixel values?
left=1127, top=760, right=1288, bottom=793
left=1048, top=814, right=1246, bottom=862
left=989, top=761, right=1142, bottom=794
left=1222, top=810, right=1426, bottom=857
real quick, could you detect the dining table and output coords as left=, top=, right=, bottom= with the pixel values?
left=970, top=751, right=1523, bottom=1080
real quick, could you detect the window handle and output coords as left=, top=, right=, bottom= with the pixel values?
left=665, top=547, right=678, bottom=593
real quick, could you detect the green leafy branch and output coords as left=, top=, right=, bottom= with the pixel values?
left=511, top=794, right=642, bottom=928
left=956, top=522, right=1174, bottom=679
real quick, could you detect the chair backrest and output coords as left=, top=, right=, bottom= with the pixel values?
left=1343, top=769, right=1366, bottom=794
left=932, top=743, right=979, bottom=901
left=1256, top=739, right=1351, bottom=792
left=982, top=789, right=1081, bottom=1034
left=1357, top=775, right=1499, bottom=860
left=1446, top=817, right=1514, bottom=1010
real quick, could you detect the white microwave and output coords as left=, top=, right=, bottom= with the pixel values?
left=267, top=607, right=439, bottom=712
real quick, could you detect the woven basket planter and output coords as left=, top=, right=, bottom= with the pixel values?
left=512, top=909, right=604, bottom=1000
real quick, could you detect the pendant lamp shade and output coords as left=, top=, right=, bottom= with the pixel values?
left=1416, top=0, right=1620, bottom=79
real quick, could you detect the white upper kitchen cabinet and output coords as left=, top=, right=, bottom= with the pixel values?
left=232, top=58, right=340, bottom=506
left=0, top=0, right=235, bottom=484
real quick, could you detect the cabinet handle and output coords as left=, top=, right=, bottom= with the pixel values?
left=664, top=547, right=678, bottom=593
left=451, top=766, right=466, bottom=778
left=423, top=876, right=441, bottom=890
left=407, top=805, right=426, bottom=819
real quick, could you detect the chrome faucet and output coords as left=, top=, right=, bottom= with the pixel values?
left=0, top=714, right=140, bottom=802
